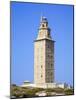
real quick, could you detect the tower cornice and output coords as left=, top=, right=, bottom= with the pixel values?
left=34, top=38, right=55, bottom=42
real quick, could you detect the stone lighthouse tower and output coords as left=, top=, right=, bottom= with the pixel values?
left=34, top=17, right=55, bottom=86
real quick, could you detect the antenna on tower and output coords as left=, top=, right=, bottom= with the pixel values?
left=40, top=13, right=43, bottom=22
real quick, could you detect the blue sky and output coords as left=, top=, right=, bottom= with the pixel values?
left=11, top=2, right=74, bottom=86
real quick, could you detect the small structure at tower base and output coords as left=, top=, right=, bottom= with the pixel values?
left=21, top=81, right=68, bottom=89
left=34, top=83, right=68, bottom=89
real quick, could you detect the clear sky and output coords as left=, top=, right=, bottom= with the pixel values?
left=11, top=1, right=74, bottom=86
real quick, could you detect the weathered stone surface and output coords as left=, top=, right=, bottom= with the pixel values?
left=34, top=17, right=54, bottom=85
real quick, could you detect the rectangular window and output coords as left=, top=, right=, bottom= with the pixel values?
left=41, top=65, right=42, bottom=68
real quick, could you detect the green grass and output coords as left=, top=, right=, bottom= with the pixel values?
left=10, top=84, right=74, bottom=98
